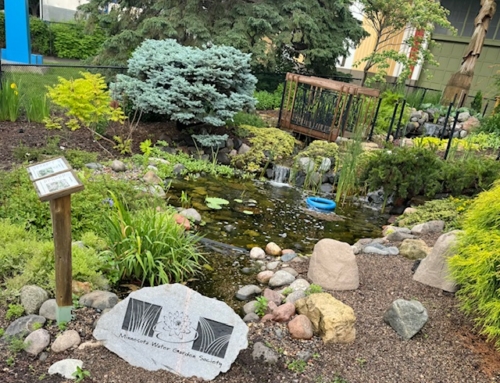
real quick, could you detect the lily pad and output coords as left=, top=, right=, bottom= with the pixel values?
left=234, top=199, right=243, bottom=203
left=205, top=196, right=230, bottom=210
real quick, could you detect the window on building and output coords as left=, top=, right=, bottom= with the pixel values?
left=435, top=0, right=500, bottom=40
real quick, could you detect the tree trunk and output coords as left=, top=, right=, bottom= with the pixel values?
left=442, top=0, right=496, bottom=104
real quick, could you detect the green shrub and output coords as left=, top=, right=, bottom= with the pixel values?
left=359, top=147, right=443, bottom=203
left=471, top=90, right=483, bottom=114
left=477, top=113, right=500, bottom=135
left=5, top=304, right=24, bottom=321
left=305, top=284, right=323, bottom=296
left=102, top=193, right=205, bottom=286
left=230, top=112, right=268, bottom=128
left=441, top=157, right=500, bottom=196
left=30, top=17, right=51, bottom=55
left=0, top=220, right=109, bottom=301
left=254, top=84, right=284, bottom=110
left=396, top=197, right=472, bottom=230
left=449, top=181, right=500, bottom=349
left=49, top=22, right=106, bottom=60
left=255, top=296, right=269, bottom=317
left=232, top=125, right=296, bottom=173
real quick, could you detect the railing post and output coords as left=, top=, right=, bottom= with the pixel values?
left=394, top=99, right=407, bottom=139
left=482, top=100, right=489, bottom=118
left=418, top=88, right=427, bottom=110
left=277, top=79, right=288, bottom=128
left=440, top=94, right=457, bottom=139
left=386, top=102, right=399, bottom=142
left=444, top=111, right=460, bottom=160
left=368, top=97, right=382, bottom=141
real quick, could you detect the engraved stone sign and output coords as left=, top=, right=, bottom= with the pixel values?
left=93, top=284, right=248, bottom=380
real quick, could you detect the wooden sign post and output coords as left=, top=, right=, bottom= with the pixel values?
left=27, top=157, right=84, bottom=323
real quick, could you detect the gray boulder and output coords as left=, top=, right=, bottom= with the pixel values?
left=179, top=208, right=202, bottom=223
left=235, top=285, right=262, bottom=301
left=3, top=315, right=46, bottom=339
left=24, top=329, right=50, bottom=356
left=384, top=299, right=428, bottom=340
left=111, top=160, right=126, bottom=172
left=252, top=342, right=278, bottom=364
left=411, top=220, right=445, bottom=235
left=79, top=291, right=118, bottom=310
left=413, top=231, right=460, bottom=292
left=39, top=299, right=57, bottom=320
left=20, top=285, right=49, bottom=315
left=268, top=270, right=296, bottom=288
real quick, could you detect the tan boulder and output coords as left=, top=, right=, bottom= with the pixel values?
left=307, top=239, right=359, bottom=290
left=413, top=231, right=460, bottom=292
left=265, top=242, right=282, bottom=256
left=399, top=239, right=430, bottom=260
left=295, top=293, right=355, bottom=344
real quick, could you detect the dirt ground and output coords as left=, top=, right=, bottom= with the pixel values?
left=1, top=120, right=500, bottom=382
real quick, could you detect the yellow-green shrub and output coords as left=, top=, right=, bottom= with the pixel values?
left=232, top=125, right=297, bottom=172
left=449, top=181, right=500, bottom=348
left=294, top=140, right=339, bottom=166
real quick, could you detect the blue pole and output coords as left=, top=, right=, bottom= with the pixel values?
left=1, top=0, right=43, bottom=64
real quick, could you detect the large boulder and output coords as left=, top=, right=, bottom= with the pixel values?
left=411, top=220, right=445, bottom=235
left=383, top=299, right=428, bottom=340
left=307, top=239, right=359, bottom=290
left=399, top=239, right=430, bottom=260
left=295, top=293, right=356, bottom=344
left=413, top=231, right=460, bottom=292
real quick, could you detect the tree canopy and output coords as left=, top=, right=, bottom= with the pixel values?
left=78, top=0, right=366, bottom=76
left=355, top=0, right=454, bottom=85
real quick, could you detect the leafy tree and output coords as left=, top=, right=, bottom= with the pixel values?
left=442, top=0, right=497, bottom=104
left=355, top=0, right=454, bottom=85
left=111, top=39, right=257, bottom=127
left=78, top=0, right=366, bottom=76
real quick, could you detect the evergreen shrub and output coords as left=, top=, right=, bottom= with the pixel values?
left=111, top=39, right=257, bottom=127
left=449, top=181, right=500, bottom=349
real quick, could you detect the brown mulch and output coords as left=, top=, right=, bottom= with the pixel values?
left=1, top=120, right=500, bottom=382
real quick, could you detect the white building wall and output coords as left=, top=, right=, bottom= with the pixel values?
left=41, top=0, right=89, bottom=22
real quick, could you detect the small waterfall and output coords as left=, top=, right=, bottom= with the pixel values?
left=272, top=165, right=291, bottom=185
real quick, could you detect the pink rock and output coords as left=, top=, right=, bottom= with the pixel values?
left=256, top=271, right=274, bottom=284
left=261, top=313, right=274, bottom=322
left=263, top=288, right=282, bottom=306
left=267, top=301, right=278, bottom=312
left=272, top=302, right=296, bottom=322
left=282, top=249, right=295, bottom=255
left=174, top=214, right=190, bottom=230
left=288, top=315, right=314, bottom=340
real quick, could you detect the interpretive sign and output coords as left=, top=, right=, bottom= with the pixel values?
left=27, top=157, right=71, bottom=181
left=93, top=284, right=249, bottom=381
left=27, top=157, right=84, bottom=323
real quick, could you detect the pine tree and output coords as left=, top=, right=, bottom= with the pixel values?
left=111, top=39, right=257, bottom=127
left=78, top=0, right=366, bottom=76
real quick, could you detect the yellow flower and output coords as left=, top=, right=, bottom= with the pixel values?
left=14, top=91, right=18, bottom=96
left=10, top=83, right=17, bottom=90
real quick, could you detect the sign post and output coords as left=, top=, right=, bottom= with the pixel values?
left=27, top=157, right=84, bottom=323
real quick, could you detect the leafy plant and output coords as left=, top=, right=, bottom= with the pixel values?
left=254, top=84, right=284, bottom=110
left=305, top=284, right=323, bottom=296
left=58, top=322, right=68, bottom=331
left=0, top=328, right=4, bottom=337
left=287, top=359, right=307, bottom=373
left=113, top=136, right=133, bottom=154
left=180, top=191, right=192, bottom=209
left=449, top=181, right=500, bottom=350
left=72, top=366, right=91, bottom=382
left=111, top=39, right=256, bottom=127
left=8, top=336, right=28, bottom=353
left=373, top=91, right=410, bottom=135
left=282, top=287, right=293, bottom=296
left=471, top=90, right=483, bottom=114
left=140, top=139, right=153, bottom=156
left=5, top=304, right=24, bottom=320
left=102, top=192, right=205, bottom=286
left=255, top=296, right=269, bottom=317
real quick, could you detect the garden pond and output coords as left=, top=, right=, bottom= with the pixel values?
left=165, top=176, right=388, bottom=310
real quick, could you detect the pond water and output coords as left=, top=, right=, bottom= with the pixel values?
left=166, top=176, right=389, bottom=312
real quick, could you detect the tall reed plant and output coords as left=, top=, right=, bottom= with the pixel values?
left=0, top=78, right=22, bottom=121
left=25, top=94, right=50, bottom=123
left=335, top=126, right=364, bottom=205
left=102, top=192, right=205, bottom=286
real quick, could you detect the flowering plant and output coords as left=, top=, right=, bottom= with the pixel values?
left=0, top=79, right=21, bottom=122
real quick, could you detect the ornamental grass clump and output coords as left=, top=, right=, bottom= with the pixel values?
left=448, top=181, right=500, bottom=349
left=103, top=193, right=205, bottom=287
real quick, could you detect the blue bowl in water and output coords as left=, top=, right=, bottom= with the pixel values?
left=306, top=197, right=336, bottom=211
